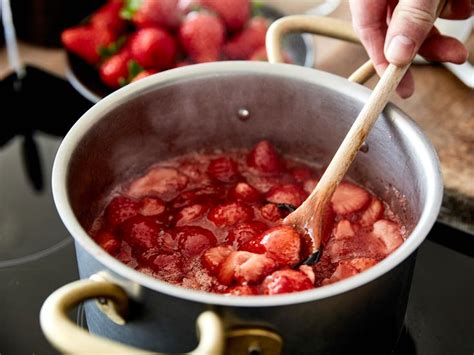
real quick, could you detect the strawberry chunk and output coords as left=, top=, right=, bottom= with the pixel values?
left=325, top=232, right=386, bottom=263
left=140, top=251, right=183, bottom=282
left=299, top=265, right=316, bottom=284
left=130, top=28, right=177, bottom=70
left=174, top=203, right=209, bottom=226
left=208, top=202, right=254, bottom=227
left=321, top=262, right=358, bottom=286
left=265, top=184, right=307, bottom=207
left=334, top=220, right=356, bottom=240
left=359, top=198, right=384, bottom=227
left=262, top=270, right=313, bottom=295
left=260, top=203, right=283, bottom=222
left=260, top=226, right=301, bottom=266
left=372, top=219, right=404, bottom=254
left=226, top=285, right=259, bottom=296
left=201, top=245, right=233, bottom=274
left=217, top=251, right=277, bottom=285
left=226, top=221, right=268, bottom=248
left=104, top=196, right=140, bottom=229
left=247, top=140, right=282, bottom=174
left=331, top=182, right=370, bottom=215
left=229, top=182, right=261, bottom=203
left=207, top=157, right=240, bottom=183
left=127, top=167, right=188, bottom=200
left=120, top=215, right=161, bottom=252
left=349, top=257, right=378, bottom=272
left=139, top=196, right=166, bottom=216
left=291, top=167, right=313, bottom=183
left=223, top=17, right=268, bottom=60
left=175, top=226, right=217, bottom=257
left=95, top=229, right=121, bottom=255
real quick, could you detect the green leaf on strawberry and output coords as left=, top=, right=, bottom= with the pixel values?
left=120, top=0, right=142, bottom=20
left=251, top=0, right=265, bottom=17
left=98, top=36, right=127, bottom=60
left=128, top=59, right=144, bottom=80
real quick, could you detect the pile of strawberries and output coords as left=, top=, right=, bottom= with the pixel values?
left=91, top=140, right=405, bottom=296
left=61, top=0, right=275, bottom=89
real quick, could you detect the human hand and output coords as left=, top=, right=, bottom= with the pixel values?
left=349, top=0, right=471, bottom=98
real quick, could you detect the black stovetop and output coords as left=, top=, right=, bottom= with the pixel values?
left=0, top=66, right=472, bottom=355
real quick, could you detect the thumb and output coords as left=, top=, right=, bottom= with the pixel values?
left=385, top=0, right=440, bottom=65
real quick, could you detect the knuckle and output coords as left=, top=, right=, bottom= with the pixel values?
left=395, top=3, right=436, bottom=26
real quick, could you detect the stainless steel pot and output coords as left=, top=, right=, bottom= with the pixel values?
left=41, top=17, right=443, bottom=355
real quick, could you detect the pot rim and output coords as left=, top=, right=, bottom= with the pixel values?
left=52, top=61, right=443, bottom=307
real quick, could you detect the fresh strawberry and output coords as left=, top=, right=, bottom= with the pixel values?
left=90, top=0, right=127, bottom=33
left=321, top=262, right=358, bottom=286
left=217, top=251, right=277, bottom=285
left=207, top=157, right=240, bottom=183
left=120, top=215, right=161, bottom=252
left=208, top=201, right=254, bottom=227
left=260, top=226, right=301, bottom=266
left=123, top=0, right=183, bottom=30
left=372, top=219, right=403, bottom=254
left=229, top=182, right=261, bottom=203
left=99, top=49, right=132, bottom=88
left=226, top=221, right=267, bottom=248
left=175, top=226, right=217, bottom=257
left=331, top=182, right=370, bottom=215
left=139, top=196, right=166, bottom=216
left=174, top=203, right=209, bottom=226
left=95, top=229, right=121, bottom=255
left=334, top=219, right=356, bottom=240
left=131, top=69, right=157, bottom=82
left=223, top=17, right=268, bottom=60
left=259, top=203, right=282, bottom=222
left=262, top=270, right=313, bottom=295
left=359, top=198, right=384, bottom=227
left=247, top=140, right=282, bottom=174
left=226, top=285, right=258, bottom=296
left=61, top=26, right=116, bottom=65
left=179, top=12, right=225, bottom=63
left=198, top=0, right=250, bottom=31
left=104, top=196, right=140, bottom=228
left=129, top=28, right=177, bottom=70
left=127, top=167, right=188, bottom=200
left=265, top=184, right=307, bottom=207
left=201, top=245, right=233, bottom=274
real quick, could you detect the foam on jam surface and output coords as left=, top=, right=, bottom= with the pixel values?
left=90, top=141, right=405, bottom=295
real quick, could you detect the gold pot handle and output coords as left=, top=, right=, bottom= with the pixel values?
left=266, top=15, right=376, bottom=85
left=40, top=279, right=225, bottom=354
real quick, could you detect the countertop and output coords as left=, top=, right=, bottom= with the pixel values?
left=0, top=2, right=472, bottom=234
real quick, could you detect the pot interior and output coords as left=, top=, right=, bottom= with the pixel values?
left=67, top=66, right=429, bottom=250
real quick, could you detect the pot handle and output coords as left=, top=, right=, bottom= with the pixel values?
left=266, top=15, right=376, bottom=85
left=40, top=278, right=225, bottom=354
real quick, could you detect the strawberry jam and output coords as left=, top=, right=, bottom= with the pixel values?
left=90, top=140, right=405, bottom=295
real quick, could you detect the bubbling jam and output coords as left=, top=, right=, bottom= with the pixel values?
left=90, top=141, right=404, bottom=296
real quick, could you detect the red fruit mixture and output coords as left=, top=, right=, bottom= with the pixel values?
left=90, top=141, right=405, bottom=296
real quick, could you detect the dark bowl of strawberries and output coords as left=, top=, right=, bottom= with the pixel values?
left=62, top=0, right=313, bottom=103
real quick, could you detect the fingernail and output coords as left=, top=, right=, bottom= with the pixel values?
left=386, top=35, right=416, bottom=65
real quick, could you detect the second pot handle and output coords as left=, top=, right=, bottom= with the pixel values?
left=266, top=15, right=376, bottom=85
left=40, top=278, right=225, bottom=354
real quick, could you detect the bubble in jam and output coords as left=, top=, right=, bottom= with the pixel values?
left=90, top=140, right=405, bottom=296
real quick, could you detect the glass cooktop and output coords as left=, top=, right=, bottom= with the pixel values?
left=0, top=66, right=472, bottom=355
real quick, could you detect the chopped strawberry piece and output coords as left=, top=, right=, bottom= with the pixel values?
left=321, top=262, right=358, bottom=286
left=175, top=226, right=217, bottom=257
left=265, top=184, right=307, bottom=207
left=262, top=270, right=313, bottom=295
left=199, top=0, right=250, bottom=31
left=208, top=202, right=254, bottom=227
left=372, top=219, right=404, bottom=254
left=303, top=179, right=318, bottom=194
left=217, top=251, right=277, bottom=285
left=127, top=167, right=188, bottom=200
left=230, top=182, right=261, bottom=203
left=359, top=198, right=385, bottom=227
left=131, top=69, right=157, bottom=83
left=95, top=229, right=121, bottom=255
left=226, top=221, right=268, bottom=248
left=260, top=226, right=301, bottom=266
left=130, top=28, right=177, bottom=70
left=120, top=215, right=161, bottom=252
left=223, top=17, right=268, bottom=60
left=349, top=257, right=378, bottom=272
left=201, top=245, right=233, bottom=274
left=331, top=182, right=370, bottom=215
left=291, top=167, right=313, bottom=183
left=174, top=203, right=209, bottom=226
left=207, top=157, right=240, bottom=183
left=226, top=285, right=259, bottom=296
left=325, top=232, right=386, bottom=263
left=239, top=234, right=265, bottom=254
left=334, top=220, right=356, bottom=240
left=140, top=196, right=166, bottom=216
left=170, top=190, right=199, bottom=209
left=140, top=251, right=183, bottom=282
left=104, top=196, right=140, bottom=229
left=179, top=12, right=225, bottom=63
left=259, top=203, right=282, bottom=222
left=90, top=0, right=127, bottom=33
left=128, top=0, right=183, bottom=30
left=247, top=140, right=282, bottom=174
left=299, top=265, right=316, bottom=284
